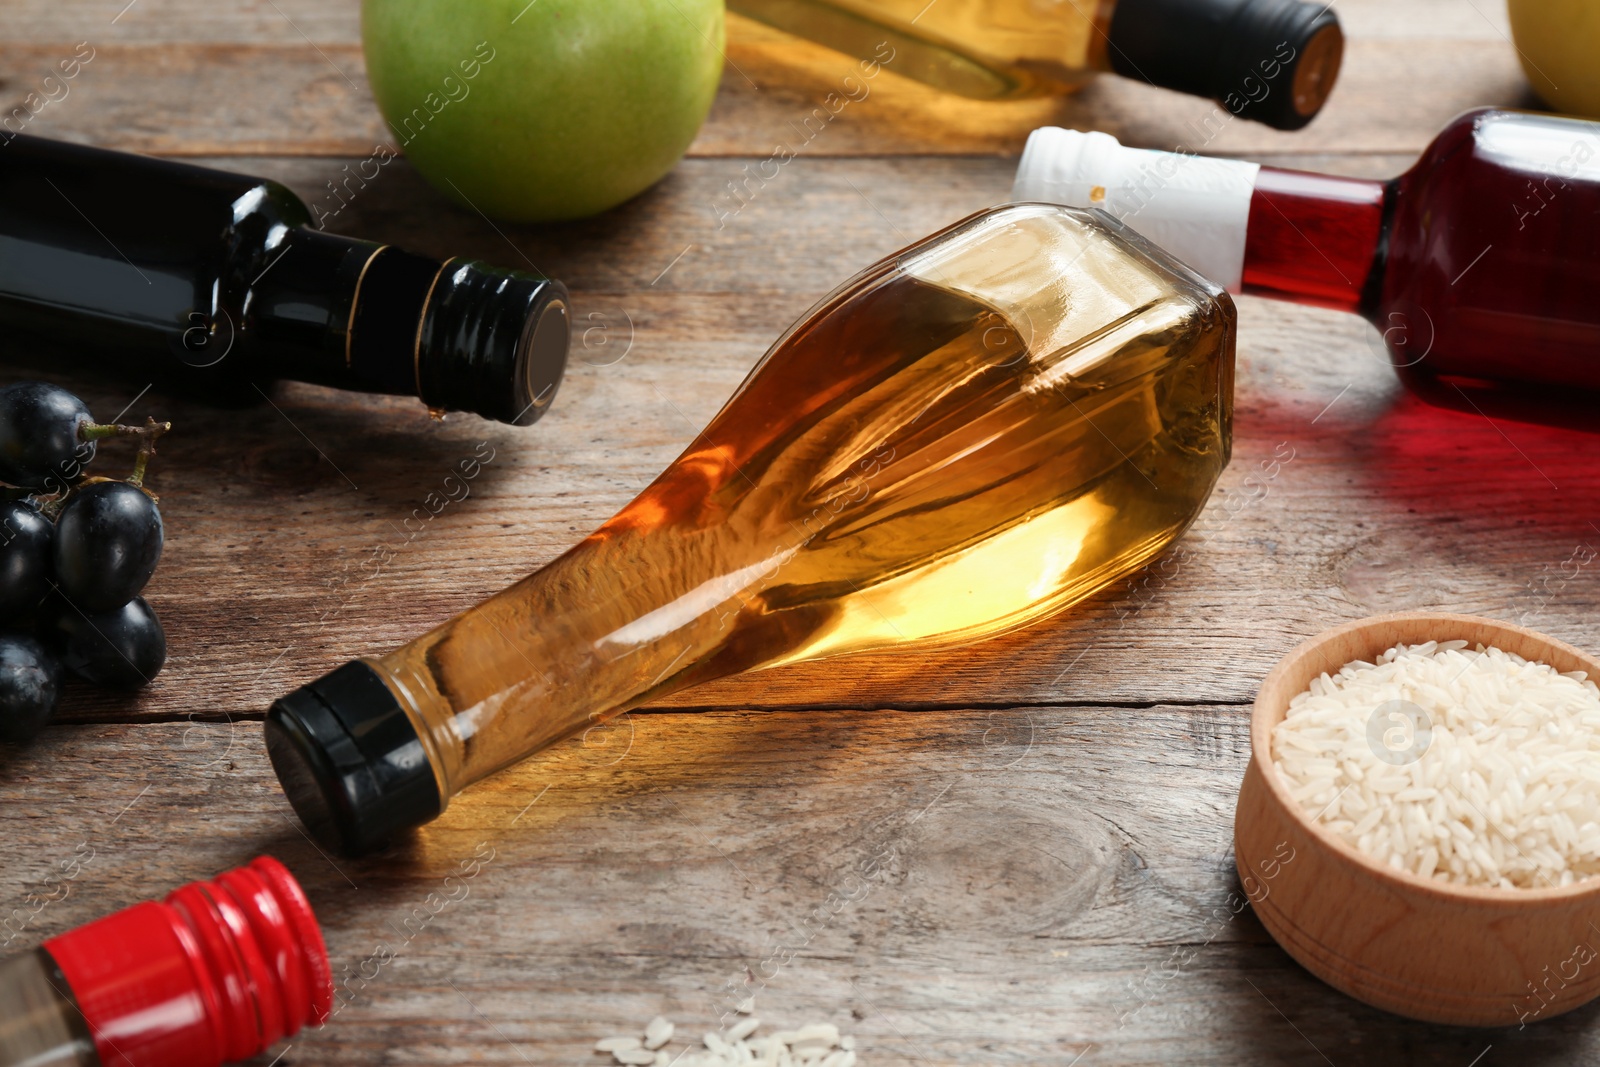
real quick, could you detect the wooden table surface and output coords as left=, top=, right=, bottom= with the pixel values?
left=5, top=2, right=1599, bottom=1064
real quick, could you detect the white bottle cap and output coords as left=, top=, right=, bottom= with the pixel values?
left=1012, top=127, right=1261, bottom=293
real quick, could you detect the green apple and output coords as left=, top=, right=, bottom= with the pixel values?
left=362, top=0, right=725, bottom=222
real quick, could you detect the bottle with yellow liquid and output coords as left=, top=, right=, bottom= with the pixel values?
left=265, top=202, right=1236, bottom=855
left=728, top=0, right=1344, bottom=129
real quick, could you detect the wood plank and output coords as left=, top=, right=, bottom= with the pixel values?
left=6, top=0, right=362, bottom=43
left=4, top=709, right=1595, bottom=1065
left=1338, top=0, right=1513, bottom=39
left=2, top=153, right=1595, bottom=724
left=0, top=33, right=1533, bottom=159
left=0, top=43, right=383, bottom=156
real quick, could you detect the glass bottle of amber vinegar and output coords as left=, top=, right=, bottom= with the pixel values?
left=727, top=0, right=1344, bottom=129
left=265, top=203, right=1235, bottom=855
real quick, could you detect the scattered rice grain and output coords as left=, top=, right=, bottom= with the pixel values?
left=595, top=1014, right=854, bottom=1066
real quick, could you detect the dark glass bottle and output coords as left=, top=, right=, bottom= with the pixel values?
left=1014, top=108, right=1600, bottom=415
left=0, top=135, right=570, bottom=425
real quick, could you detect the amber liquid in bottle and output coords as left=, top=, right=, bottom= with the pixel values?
left=364, top=205, right=1234, bottom=805
left=726, top=0, right=1343, bottom=129
left=730, top=0, right=1109, bottom=99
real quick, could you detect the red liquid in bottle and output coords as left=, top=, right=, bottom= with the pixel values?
left=1244, top=109, right=1600, bottom=402
left=1383, top=111, right=1600, bottom=396
left=1242, top=169, right=1384, bottom=314
left=1019, top=108, right=1600, bottom=421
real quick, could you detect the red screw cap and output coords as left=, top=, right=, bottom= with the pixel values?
left=43, top=856, right=332, bottom=1067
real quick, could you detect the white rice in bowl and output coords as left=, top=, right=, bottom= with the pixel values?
left=1271, top=640, right=1600, bottom=889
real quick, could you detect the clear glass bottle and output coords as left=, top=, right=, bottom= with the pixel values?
left=728, top=0, right=1344, bottom=129
left=1013, top=108, right=1600, bottom=415
left=266, top=202, right=1236, bottom=854
left=0, top=857, right=328, bottom=1067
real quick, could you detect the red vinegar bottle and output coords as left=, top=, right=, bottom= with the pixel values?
left=0, top=856, right=331, bottom=1067
left=1013, top=108, right=1600, bottom=413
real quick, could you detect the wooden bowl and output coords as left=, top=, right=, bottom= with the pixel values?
left=1235, top=612, right=1600, bottom=1027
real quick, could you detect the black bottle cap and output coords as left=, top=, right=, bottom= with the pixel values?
left=1106, top=0, right=1344, bottom=130
left=264, top=660, right=442, bottom=856
left=418, top=262, right=570, bottom=426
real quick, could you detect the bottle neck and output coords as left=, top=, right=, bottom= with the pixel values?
left=0, top=134, right=568, bottom=427
left=248, top=233, right=451, bottom=399
left=1013, top=128, right=1390, bottom=316
left=244, top=231, right=570, bottom=425
left=1240, top=166, right=1389, bottom=316
left=240, top=226, right=383, bottom=386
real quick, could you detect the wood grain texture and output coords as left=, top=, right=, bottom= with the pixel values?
left=1239, top=614, right=1600, bottom=1027
left=2, top=1, right=1598, bottom=1064
left=5, top=708, right=1599, bottom=1066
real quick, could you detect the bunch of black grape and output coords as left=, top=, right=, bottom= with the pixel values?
left=0, top=382, right=172, bottom=742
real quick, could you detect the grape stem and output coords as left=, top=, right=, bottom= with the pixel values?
left=80, top=417, right=172, bottom=489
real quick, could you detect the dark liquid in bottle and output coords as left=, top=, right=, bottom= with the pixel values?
left=1382, top=110, right=1600, bottom=396
left=1244, top=110, right=1600, bottom=402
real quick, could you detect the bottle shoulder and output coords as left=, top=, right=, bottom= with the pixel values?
left=1385, top=108, right=1600, bottom=282
left=1378, top=108, right=1600, bottom=390
left=225, top=179, right=314, bottom=232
